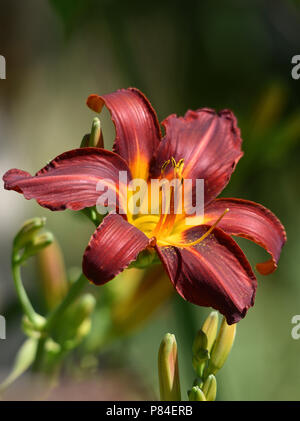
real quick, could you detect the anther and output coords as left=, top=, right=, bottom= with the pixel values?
left=161, top=160, right=170, bottom=174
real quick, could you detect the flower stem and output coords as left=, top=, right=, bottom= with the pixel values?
left=11, top=261, right=42, bottom=327
left=32, top=273, right=88, bottom=373
left=32, top=337, right=47, bottom=372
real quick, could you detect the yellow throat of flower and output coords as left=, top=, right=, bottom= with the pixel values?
left=128, top=157, right=229, bottom=248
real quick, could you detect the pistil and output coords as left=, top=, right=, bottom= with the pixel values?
left=159, top=208, right=229, bottom=248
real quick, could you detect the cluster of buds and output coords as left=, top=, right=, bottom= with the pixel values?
left=157, top=311, right=236, bottom=401
left=189, top=311, right=236, bottom=401
left=1, top=217, right=95, bottom=394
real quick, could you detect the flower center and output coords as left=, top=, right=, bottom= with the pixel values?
left=129, top=157, right=229, bottom=248
left=150, top=158, right=184, bottom=239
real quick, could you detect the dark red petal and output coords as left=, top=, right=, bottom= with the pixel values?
left=3, top=148, right=131, bottom=212
left=150, top=108, right=243, bottom=206
left=87, top=88, right=161, bottom=180
left=82, top=214, right=155, bottom=285
left=156, top=226, right=257, bottom=324
left=205, top=198, right=287, bottom=275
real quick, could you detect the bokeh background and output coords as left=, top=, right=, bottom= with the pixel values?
left=0, top=0, right=300, bottom=400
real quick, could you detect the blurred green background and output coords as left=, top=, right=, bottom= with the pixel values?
left=0, top=0, right=300, bottom=400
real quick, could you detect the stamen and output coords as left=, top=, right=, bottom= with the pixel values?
left=160, top=208, right=230, bottom=248
left=161, top=159, right=170, bottom=174
left=171, top=157, right=184, bottom=179
left=175, top=160, right=184, bottom=180
left=151, top=184, right=172, bottom=237
left=160, top=158, right=184, bottom=235
left=152, top=157, right=185, bottom=238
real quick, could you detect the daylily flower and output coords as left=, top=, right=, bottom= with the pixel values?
left=3, top=88, right=286, bottom=324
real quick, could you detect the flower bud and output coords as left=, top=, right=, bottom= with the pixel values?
left=44, top=337, right=61, bottom=355
left=37, top=241, right=68, bottom=310
left=207, top=317, right=236, bottom=375
left=192, top=330, right=209, bottom=377
left=13, top=217, right=46, bottom=251
left=75, top=318, right=92, bottom=343
left=158, top=333, right=181, bottom=401
left=90, top=117, right=103, bottom=148
left=192, top=312, right=219, bottom=378
left=201, top=311, right=219, bottom=353
left=53, top=294, right=96, bottom=350
left=66, top=294, right=96, bottom=338
left=202, top=374, right=217, bottom=401
left=112, top=266, right=173, bottom=335
left=188, top=386, right=206, bottom=401
left=22, top=314, right=46, bottom=337
left=80, top=118, right=103, bottom=148
left=193, top=377, right=203, bottom=389
left=80, top=134, right=90, bottom=148
left=21, top=232, right=54, bottom=262
left=76, top=294, right=96, bottom=320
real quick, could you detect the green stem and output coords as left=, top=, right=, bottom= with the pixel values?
left=32, top=337, right=47, bottom=372
left=11, top=261, right=41, bottom=327
left=11, top=240, right=88, bottom=378
left=32, top=273, right=88, bottom=373
left=44, top=273, right=87, bottom=333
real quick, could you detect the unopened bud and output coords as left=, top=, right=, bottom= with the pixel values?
left=158, top=333, right=181, bottom=401
left=53, top=294, right=96, bottom=350
left=192, top=330, right=209, bottom=377
left=112, top=266, right=173, bottom=335
left=67, top=294, right=96, bottom=334
left=80, top=117, right=103, bottom=148
left=202, top=374, right=217, bottom=401
left=192, top=311, right=219, bottom=378
left=193, top=377, right=203, bottom=389
left=22, top=314, right=46, bottom=337
left=202, top=311, right=219, bottom=353
left=80, top=134, right=90, bottom=148
left=76, top=294, right=96, bottom=319
left=44, top=338, right=61, bottom=355
left=37, top=241, right=68, bottom=310
left=22, top=232, right=54, bottom=261
left=207, top=317, right=236, bottom=375
left=13, top=217, right=46, bottom=251
left=90, top=117, right=103, bottom=147
left=188, top=386, right=206, bottom=401
left=76, top=318, right=92, bottom=342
